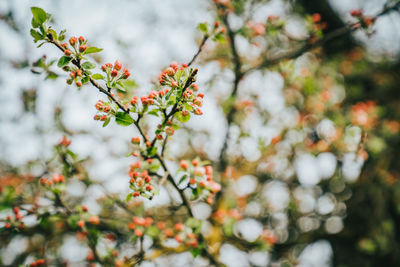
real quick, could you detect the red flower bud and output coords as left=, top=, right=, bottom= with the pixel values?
left=76, top=69, right=83, bottom=76
left=62, top=43, right=68, bottom=49
left=114, top=60, right=122, bottom=71
left=312, top=13, right=321, bottom=23
left=79, top=45, right=87, bottom=52
left=36, top=259, right=45, bottom=265
left=132, top=192, right=140, bottom=197
left=122, top=68, right=130, bottom=79
left=70, top=72, right=76, bottom=78
left=82, top=205, right=88, bottom=212
left=69, top=37, right=77, bottom=46
left=13, top=207, right=20, bottom=214
left=146, top=185, right=153, bottom=191
left=64, top=49, right=72, bottom=56
left=78, top=220, right=85, bottom=228
left=78, top=36, right=85, bottom=43
left=130, top=96, right=138, bottom=105
left=111, top=69, right=118, bottom=77
left=166, top=67, right=175, bottom=76
left=180, top=160, right=188, bottom=170
left=134, top=229, right=143, bottom=237
left=76, top=81, right=82, bottom=87
left=169, top=61, right=179, bottom=69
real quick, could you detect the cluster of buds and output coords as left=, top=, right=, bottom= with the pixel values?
left=139, top=89, right=169, bottom=106
left=93, top=100, right=112, bottom=122
left=129, top=161, right=155, bottom=198
left=66, top=68, right=85, bottom=87
left=178, top=159, right=221, bottom=203
left=29, top=259, right=45, bottom=267
left=2, top=207, right=25, bottom=230
left=158, top=61, right=189, bottom=86
left=350, top=9, right=376, bottom=29
left=62, top=36, right=87, bottom=58
left=213, top=21, right=226, bottom=34
left=128, top=216, right=154, bottom=237
left=183, top=86, right=204, bottom=115
left=160, top=222, right=199, bottom=247
left=40, top=174, right=65, bottom=186
left=101, top=60, right=130, bottom=80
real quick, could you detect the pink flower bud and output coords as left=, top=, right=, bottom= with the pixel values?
left=114, top=60, right=122, bottom=71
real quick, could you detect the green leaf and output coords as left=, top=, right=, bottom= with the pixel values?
left=31, top=7, right=47, bottom=25
left=148, top=110, right=159, bottom=117
left=48, top=29, right=57, bottom=40
left=213, top=32, right=226, bottom=43
left=176, top=111, right=190, bottom=123
left=115, top=112, right=134, bottom=126
left=81, top=61, right=96, bottom=70
left=83, top=47, right=103, bottom=55
left=57, top=56, right=72, bottom=68
left=30, top=29, right=43, bottom=42
left=58, top=29, right=66, bottom=41
left=178, top=175, right=188, bottom=185
left=197, top=23, right=208, bottom=34
left=31, top=18, right=39, bottom=28
left=81, top=76, right=90, bottom=84
left=102, top=117, right=111, bottom=127
left=91, top=74, right=104, bottom=80
left=126, top=193, right=133, bottom=202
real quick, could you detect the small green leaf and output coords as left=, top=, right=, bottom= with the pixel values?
left=91, top=74, right=104, bottom=80
left=126, top=193, right=133, bottom=202
left=30, top=29, right=43, bottom=42
left=148, top=110, right=159, bottom=117
left=197, top=23, right=208, bottom=33
left=58, top=29, right=66, bottom=41
left=103, top=117, right=111, bottom=127
left=31, top=18, right=39, bottom=28
left=81, top=61, right=96, bottom=70
left=84, top=47, right=103, bottom=55
left=115, top=112, right=134, bottom=126
left=214, top=32, right=226, bottom=43
left=48, top=29, right=57, bottom=40
left=176, top=111, right=190, bottom=123
left=31, top=7, right=47, bottom=25
left=178, top=175, right=188, bottom=185
left=81, top=76, right=90, bottom=84
left=57, top=56, right=72, bottom=68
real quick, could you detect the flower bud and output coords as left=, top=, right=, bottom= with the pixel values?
left=79, top=45, right=87, bottom=52
left=114, top=60, right=122, bottom=71
left=165, top=127, right=174, bottom=136
left=111, top=69, right=118, bottom=77
left=69, top=37, right=77, bottom=46
left=78, top=36, right=85, bottom=43
left=64, top=49, right=72, bottom=56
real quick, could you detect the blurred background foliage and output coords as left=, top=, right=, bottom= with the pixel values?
left=0, top=0, right=400, bottom=266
